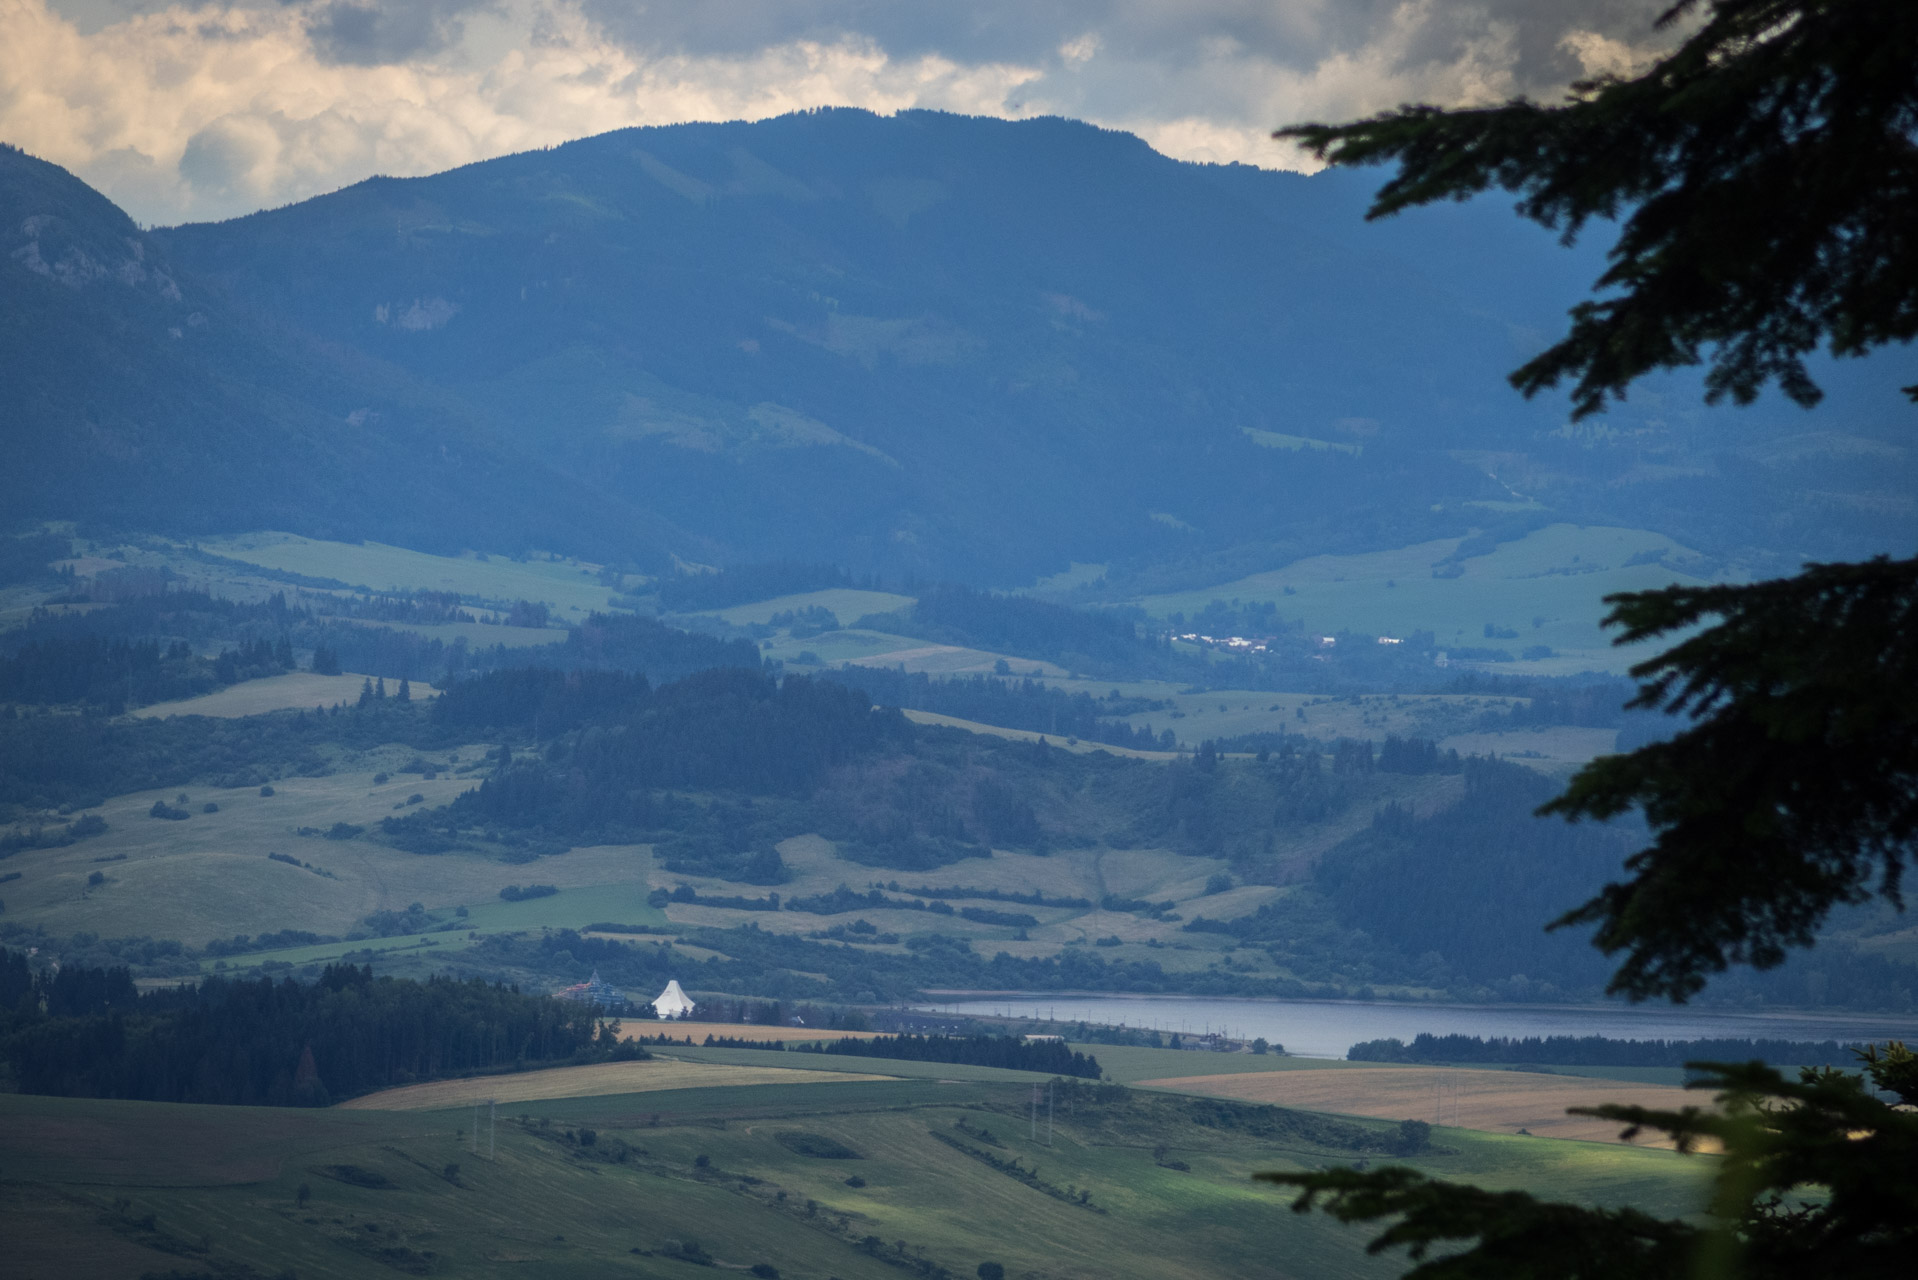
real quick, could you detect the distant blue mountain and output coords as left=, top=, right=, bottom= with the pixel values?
left=7, top=110, right=1911, bottom=584
left=0, top=142, right=690, bottom=567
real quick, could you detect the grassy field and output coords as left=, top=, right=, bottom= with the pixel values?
left=1090, top=1045, right=1385, bottom=1084
left=712, top=588, right=917, bottom=627
left=1133, top=523, right=1721, bottom=674
left=3, top=758, right=1459, bottom=991
left=769, top=629, right=1072, bottom=678
left=900, top=708, right=1177, bottom=759
left=133, top=670, right=444, bottom=719
left=1100, top=686, right=1521, bottom=744
left=328, top=615, right=570, bottom=649
left=196, top=532, right=629, bottom=616
left=341, top=1058, right=894, bottom=1110
left=1240, top=428, right=1363, bottom=455
left=0, top=744, right=669, bottom=948
left=621, top=1022, right=885, bottom=1045
left=658, top=1043, right=1095, bottom=1085
left=2, top=725, right=1465, bottom=1000
left=1136, top=1066, right=1708, bottom=1146
left=0, top=1063, right=1712, bottom=1280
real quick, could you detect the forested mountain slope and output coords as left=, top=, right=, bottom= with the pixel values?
left=0, top=144, right=690, bottom=567
left=154, top=108, right=1914, bottom=581
left=8, top=111, right=1910, bottom=585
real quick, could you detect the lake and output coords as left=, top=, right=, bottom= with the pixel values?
left=913, top=994, right=1918, bottom=1059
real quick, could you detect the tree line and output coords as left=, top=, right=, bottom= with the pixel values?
left=799, top=1032, right=1102, bottom=1078
left=411, top=667, right=906, bottom=847
left=654, top=561, right=864, bottom=613
left=820, top=666, right=1171, bottom=752
left=1348, top=1032, right=1870, bottom=1069
left=0, top=591, right=758, bottom=706
left=0, top=632, right=293, bottom=708
left=0, top=950, right=608, bottom=1105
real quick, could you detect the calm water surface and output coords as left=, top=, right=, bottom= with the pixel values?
left=914, top=994, right=1918, bottom=1059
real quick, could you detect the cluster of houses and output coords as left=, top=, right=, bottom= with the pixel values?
left=1174, top=632, right=1407, bottom=653
left=1174, top=632, right=1272, bottom=653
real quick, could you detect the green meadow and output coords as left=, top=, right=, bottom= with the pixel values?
left=0, top=1054, right=1712, bottom=1280
left=195, top=532, right=631, bottom=616
left=0, top=729, right=1469, bottom=996
left=1133, top=523, right=1722, bottom=674
left=767, top=628, right=1070, bottom=679
left=712, top=588, right=918, bottom=627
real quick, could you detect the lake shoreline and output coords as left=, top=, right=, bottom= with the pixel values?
left=916, top=989, right=1916, bottom=1025
left=913, top=992, right=1918, bottom=1060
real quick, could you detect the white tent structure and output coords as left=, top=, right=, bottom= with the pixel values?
left=653, top=979, right=696, bottom=1020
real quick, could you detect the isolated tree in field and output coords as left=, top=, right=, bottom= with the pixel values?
left=1265, top=1, right=1918, bottom=1274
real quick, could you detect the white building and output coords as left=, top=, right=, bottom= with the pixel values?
left=653, top=979, right=697, bottom=1020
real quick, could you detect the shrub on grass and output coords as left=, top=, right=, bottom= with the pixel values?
left=774, top=1131, right=862, bottom=1160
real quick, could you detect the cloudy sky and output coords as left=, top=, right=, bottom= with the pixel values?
left=1, top=0, right=1681, bottom=225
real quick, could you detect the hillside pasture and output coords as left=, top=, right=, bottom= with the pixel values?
left=1088, top=1044, right=1385, bottom=1084
left=780, top=630, right=1070, bottom=678
left=712, top=587, right=916, bottom=626
left=1134, top=523, right=1719, bottom=673
left=132, top=670, right=442, bottom=719
left=194, top=532, right=627, bottom=617
left=624, top=1021, right=884, bottom=1045
left=340, top=1058, right=892, bottom=1110
left=1138, top=1066, right=1713, bottom=1147
left=1095, top=684, right=1527, bottom=751
left=1433, top=725, right=1626, bottom=778
left=326, top=615, right=567, bottom=649
left=0, top=755, right=666, bottom=948
left=901, top=707, right=1175, bottom=757
left=0, top=1058, right=1711, bottom=1280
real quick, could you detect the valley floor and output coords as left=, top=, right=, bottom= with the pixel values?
left=0, top=1046, right=1711, bottom=1280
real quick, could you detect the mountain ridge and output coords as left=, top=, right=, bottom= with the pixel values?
left=6, top=111, right=1911, bottom=588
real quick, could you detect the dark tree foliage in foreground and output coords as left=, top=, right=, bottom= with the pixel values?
left=0, top=951, right=610, bottom=1105
left=1268, top=2, right=1918, bottom=1274
left=1281, top=0, right=1918, bottom=417
left=1544, top=557, right=1918, bottom=1000
left=1263, top=1051, right=1918, bottom=1280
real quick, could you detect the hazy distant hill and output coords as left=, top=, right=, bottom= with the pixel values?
left=0, top=144, right=689, bottom=567
left=142, top=111, right=1499, bottom=581
left=7, top=112, right=1910, bottom=584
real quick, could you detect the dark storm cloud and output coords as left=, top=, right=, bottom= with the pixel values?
left=304, top=0, right=498, bottom=66
left=47, top=0, right=497, bottom=66
left=575, top=0, right=1680, bottom=97
left=21, top=0, right=1694, bottom=227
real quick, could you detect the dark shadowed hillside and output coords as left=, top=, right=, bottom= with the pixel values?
left=7, top=112, right=1910, bottom=582
left=150, top=111, right=1519, bottom=581
left=0, top=144, right=690, bottom=566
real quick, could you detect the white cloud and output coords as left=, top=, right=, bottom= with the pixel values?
left=0, top=0, right=1682, bottom=225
